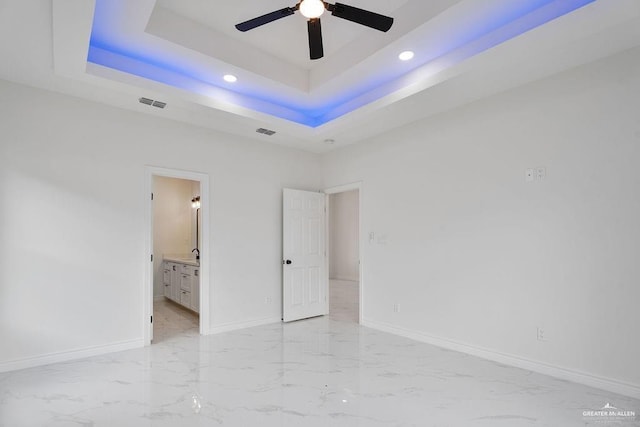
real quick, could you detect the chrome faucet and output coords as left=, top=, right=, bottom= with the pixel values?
left=192, top=248, right=200, bottom=260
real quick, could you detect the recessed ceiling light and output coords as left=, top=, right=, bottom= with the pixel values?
left=223, top=74, right=238, bottom=83
left=398, top=51, right=414, bottom=61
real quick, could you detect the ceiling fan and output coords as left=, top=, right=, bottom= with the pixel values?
left=235, top=0, right=394, bottom=60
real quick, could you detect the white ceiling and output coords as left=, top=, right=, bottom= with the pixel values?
left=1, top=0, right=640, bottom=153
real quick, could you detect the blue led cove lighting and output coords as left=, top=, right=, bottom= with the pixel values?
left=88, top=0, right=596, bottom=128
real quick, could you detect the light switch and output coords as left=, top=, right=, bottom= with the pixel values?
left=525, top=169, right=534, bottom=182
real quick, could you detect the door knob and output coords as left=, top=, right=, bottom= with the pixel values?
left=283, top=259, right=292, bottom=265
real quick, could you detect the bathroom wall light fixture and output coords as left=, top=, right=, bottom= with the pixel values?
left=191, top=196, right=201, bottom=256
left=191, top=196, right=201, bottom=209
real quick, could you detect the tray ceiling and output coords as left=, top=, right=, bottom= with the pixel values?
left=1, top=0, right=638, bottom=152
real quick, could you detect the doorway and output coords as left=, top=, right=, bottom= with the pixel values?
left=144, top=167, right=210, bottom=345
left=325, top=183, right=362, bottom=324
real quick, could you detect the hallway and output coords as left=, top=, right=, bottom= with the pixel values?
left=329, top=279, right=359, bottom=323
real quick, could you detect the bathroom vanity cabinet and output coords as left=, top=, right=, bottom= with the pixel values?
left=163, top=259, right=199, bottom=313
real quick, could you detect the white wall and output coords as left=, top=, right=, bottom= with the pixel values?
left=152, top=176, right=196, bottom=297
left=0, top=80, right=321, bottom=369
left=322, top=48, right=640, bottom=393
left=329, top=190, right=359, bottom=281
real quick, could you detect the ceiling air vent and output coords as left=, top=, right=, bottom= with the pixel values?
left=139, top=97, right=167, bottom=109
left=256, top=128, right=276, bottom=136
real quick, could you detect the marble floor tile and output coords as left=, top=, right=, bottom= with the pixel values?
left=1, top=296, right=638, bottom=426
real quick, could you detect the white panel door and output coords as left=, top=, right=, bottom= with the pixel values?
left=283, top=189, right=327, bottom=322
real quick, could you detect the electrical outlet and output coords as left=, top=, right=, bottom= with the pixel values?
left=536, top=167, right=546, bottom=180
left=537, top=327, right=546, bottom=341
left=393, top=303, right=400, bottom=313
left=264, top=297, right=272, bottom=304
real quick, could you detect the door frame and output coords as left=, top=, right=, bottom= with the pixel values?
left=324, top=182, right=363, bottom=324
left=143, top=166, right=211, bottom=344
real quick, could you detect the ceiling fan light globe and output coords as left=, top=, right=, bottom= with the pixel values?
left=300, top=0, right=325, bottom=19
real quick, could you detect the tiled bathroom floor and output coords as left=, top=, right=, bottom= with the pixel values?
left=1, top=288, right=638, bottom=426
left=152, top=297, right=199, bottom=344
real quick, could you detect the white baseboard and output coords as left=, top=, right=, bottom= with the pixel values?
left=362, top=319, right=640, bottom=400
left=0, top=338, right=144, bottom=373
left=209, top=317, right=281, bottom=335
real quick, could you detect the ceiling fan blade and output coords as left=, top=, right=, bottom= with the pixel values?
left=235, top=7, right=296, bottom=32
left=328, top=2, right=394, bottom=32
left=307, top=18, right=324, bottom=60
